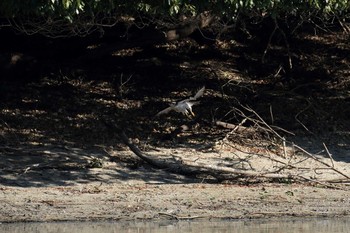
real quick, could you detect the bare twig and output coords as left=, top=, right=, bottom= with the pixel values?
left=336, top=15, right=350, bottom=34
left=269, top=104, right=274, bottom=124
left=323, top=142, right=334, bottom=168
left=294, top=98, right=313, bottom=134
left=273, top=64, right=284, bottom=78
left=242, top=105, right=284, bottom=141
left=261, top=17, right=292, bottom=69
left=118, top=73, right=134, bottom=98
left=293, top=144, right=350, bottom=180
left=216, top=120, right=253, bottom=133
left=270, top=125, right=295, bottom=136
left=261, top=24, right=277, bottom=64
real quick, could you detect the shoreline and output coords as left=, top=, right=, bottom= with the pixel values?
left=1, top=183, right=349, bottom=223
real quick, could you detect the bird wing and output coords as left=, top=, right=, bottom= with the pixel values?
left=193, top=86, right=205, bottom=100
left=156, top=106, right=173, bottom=116
left=156, top=87, right=204, bottom=117
left=177, top=87, right=205, bottom=103
left=187, top=100, right=200, bottom=106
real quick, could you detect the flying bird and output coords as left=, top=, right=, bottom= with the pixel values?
left=156, top=86, right=205, bottom=118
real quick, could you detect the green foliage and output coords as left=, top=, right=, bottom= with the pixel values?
left=0, top=0, right=349, bottom=36
left=1, top=0, right=349, bottom=18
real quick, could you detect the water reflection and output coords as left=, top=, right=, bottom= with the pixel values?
left=1, top=218, right=349, bottom=233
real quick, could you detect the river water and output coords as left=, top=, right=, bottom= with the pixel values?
left=0, top=218, right=349, bottom=233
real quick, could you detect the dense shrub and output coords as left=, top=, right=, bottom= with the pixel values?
left=0, top=0, right=349, bottom=37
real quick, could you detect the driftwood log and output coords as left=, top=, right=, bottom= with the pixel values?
left=120, top=131, right=300, bottom=182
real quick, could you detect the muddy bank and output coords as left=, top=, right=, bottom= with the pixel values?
left=0, top=143, right=350, bottom=223
left=1, top=182, right=349, bottom=222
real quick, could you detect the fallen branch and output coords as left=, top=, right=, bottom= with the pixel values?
left=216, top=103, right=350, bottom=185
left=323, top=142, right=334, bottom=168
left=293, top=144, right=350, bottom=180
left=120, top=131, right=307, bottom=182
left=158, top=212, right=206, bottom=220
left=120, top=131, right=199, bottom=175
left=215, top=120, right=256, bottom=133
